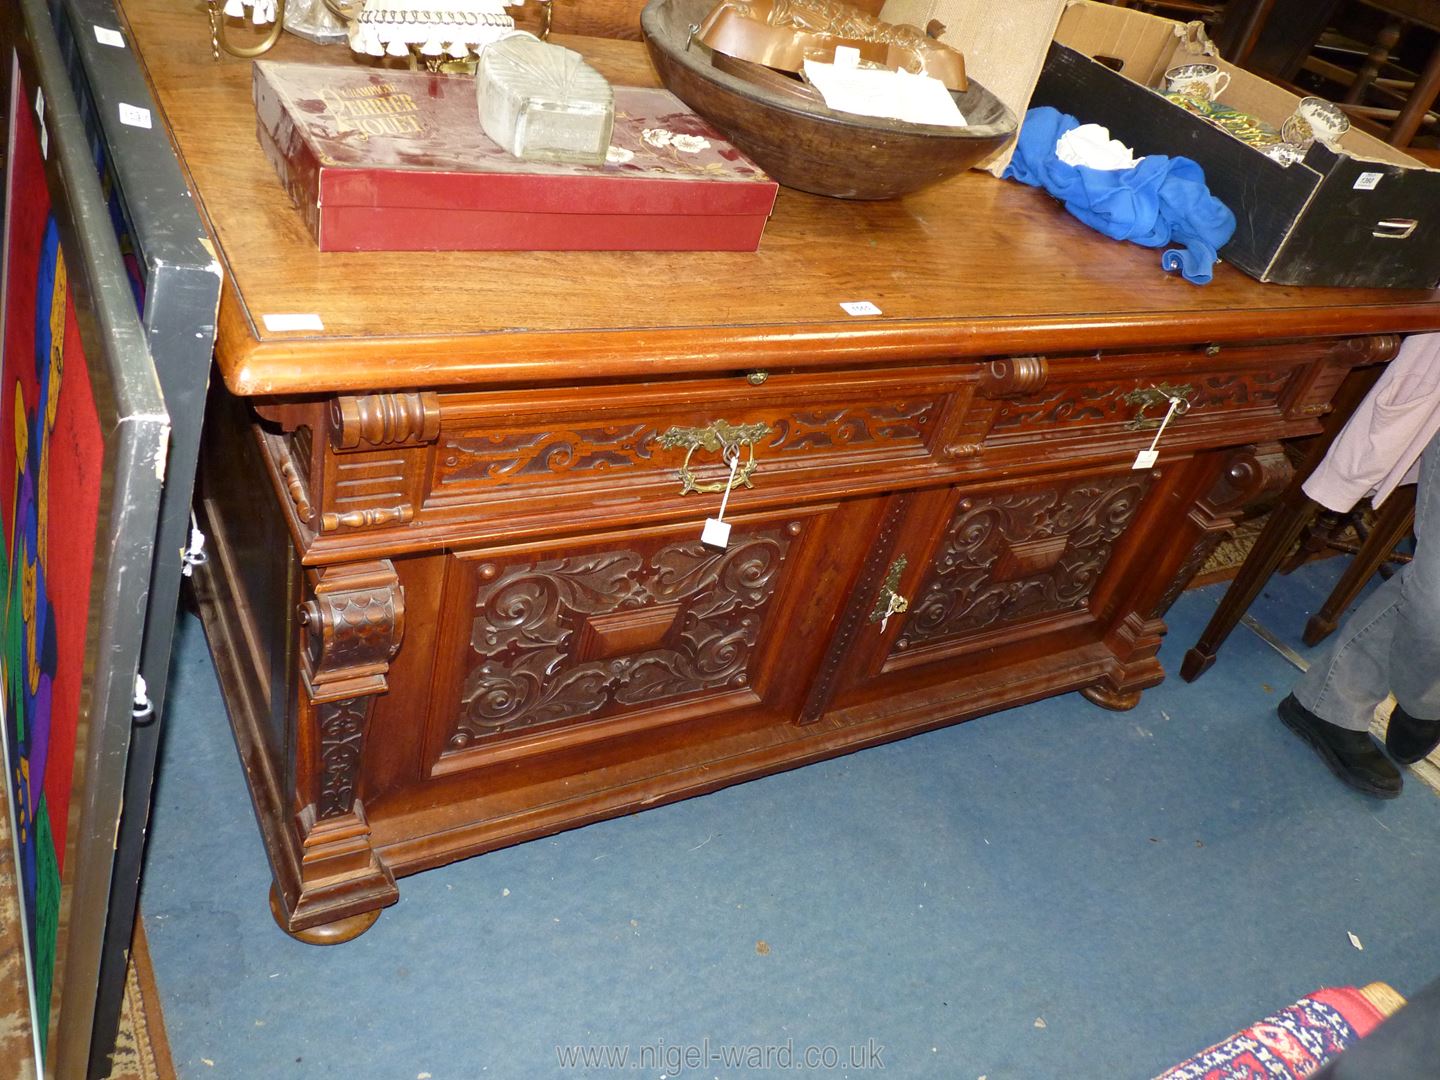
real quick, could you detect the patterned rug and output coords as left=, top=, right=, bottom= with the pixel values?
left=0, top=797, right=174, bottom=1079
left=1154, top=984, right=1403, bottom=1079
left=1195, top=514, right=1273, bottom=586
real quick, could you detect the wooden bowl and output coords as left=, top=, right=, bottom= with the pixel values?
left=640, top=0, right=1017, bottom=199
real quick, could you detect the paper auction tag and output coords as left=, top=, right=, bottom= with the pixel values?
left=262, top=313, right=325, bottom=332
left=119, top=103, right=152, bottom=129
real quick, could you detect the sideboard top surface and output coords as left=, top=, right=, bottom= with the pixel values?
left=116, top=0, right=1440, bottom=394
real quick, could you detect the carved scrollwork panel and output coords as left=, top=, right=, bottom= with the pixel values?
left=433, top=403, right=938, bottom=492
left=451, top=529, right=794, bottom=749
left=989, top=369, right=1293, bottom=436
left=765, top=401, right=935, bottom=452
left=439, top=424, right=659, bottom=486
left=896, top=474, right=1152, bottom=651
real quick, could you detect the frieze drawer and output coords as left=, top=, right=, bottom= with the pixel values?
left=414, top=367, right=975, bottom=525
left=952, top=342, right=1339, bottom=460
left=259, top=340, right=1359, bottom=552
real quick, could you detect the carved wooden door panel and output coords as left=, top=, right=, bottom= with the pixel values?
left=808, top=465, right=1159, bottom=719
left=418, top=502, right=859, bottom=778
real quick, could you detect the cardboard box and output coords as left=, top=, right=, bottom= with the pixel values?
left=880, top=0, right=1069, bottom=176
left=1029, top=1, right=1440, bottom=289
left=252, top=61, right=778, bottom=253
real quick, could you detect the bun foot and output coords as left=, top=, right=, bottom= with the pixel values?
left=1081, top=683, right=1143, bottom=712
left=269, top=882, right=381, bottom=945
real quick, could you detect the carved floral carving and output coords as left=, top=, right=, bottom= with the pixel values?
left=897, top=474, right=1151, bottom=650
left=316, top=698, right=369, bottom=820
left=451, top=529, right=794, bottom=747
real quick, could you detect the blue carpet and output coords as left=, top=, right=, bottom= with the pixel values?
left=140, top=558, right=1440, bottom=1079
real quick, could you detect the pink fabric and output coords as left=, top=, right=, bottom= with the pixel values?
left=1303, top=333, right=1440, bottom=513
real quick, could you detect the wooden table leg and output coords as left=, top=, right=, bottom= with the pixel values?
left=1303, top=487, right=1416, bottom=645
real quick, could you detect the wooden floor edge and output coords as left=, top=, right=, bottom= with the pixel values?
left=129, top=915, right=177, bottom=1080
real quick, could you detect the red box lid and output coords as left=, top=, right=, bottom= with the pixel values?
left=253, top=61, right=779, bottom=220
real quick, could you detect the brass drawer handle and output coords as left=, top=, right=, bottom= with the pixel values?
left=656, top=420, right=772, bottom=495
left=869, top=556, right=909, bottom=630
left=1124, top=383, right=1193, bottom=430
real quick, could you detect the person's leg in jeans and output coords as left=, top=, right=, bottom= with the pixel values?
left=1281, top=428, right=1440, bottom=795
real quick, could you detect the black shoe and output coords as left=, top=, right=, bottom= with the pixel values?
left=1385, top=704, right=1440, bottom=765
left=1277, top=695, right=1402, bottom=799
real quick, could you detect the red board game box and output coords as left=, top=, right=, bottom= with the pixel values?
left=252, top=60, right=779, bottom=252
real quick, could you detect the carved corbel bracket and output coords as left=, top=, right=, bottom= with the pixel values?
left=298, top=559, right=406, bottom=700
left=330, top=392, right=442, bottom=452
left=297, top=561, right=404, bottom=824
left=1287, top=335, right=1401, bottom=419
left=977, top=355, right=1048, bottom=399
left=1198, top=442, right=1292, bottom=516
left=1149, top=443, right=1291, bottom=620
left=1348, top=334, right=1401, bottom=366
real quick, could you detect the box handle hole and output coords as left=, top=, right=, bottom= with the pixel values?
left=1373, top=219, right=1418, bottom=240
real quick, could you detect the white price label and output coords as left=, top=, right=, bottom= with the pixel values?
left=1132, top=449, right=1159, bottom=470
left=94, top=26, right=126, bottom=47
left=119, top=103, right=152, bottom=129
left=1354, top=172, right=1383, bottom=191
left=840, top=300, right=882, bottom=317
left=701, top=517, right=732, bottom=549
left=262, top=313, right=325, bottom=332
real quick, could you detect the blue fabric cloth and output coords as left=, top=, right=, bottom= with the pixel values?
left=1003, top=106, right=1236, bottom=285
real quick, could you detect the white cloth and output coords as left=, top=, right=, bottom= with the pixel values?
left=1302, top=332, right=1440, bottom=512
left=1055, top=124, right=1139, bottom=170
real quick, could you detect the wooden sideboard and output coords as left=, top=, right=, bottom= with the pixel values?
left=115, top=0, right=1440, bottom=943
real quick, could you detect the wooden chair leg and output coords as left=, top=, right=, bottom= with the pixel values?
left=1181, top=489, right=1319, bottom=681
left=1302, top=487, right=1417, bottom=645
left=1278, top=507, right=1346, bottom=574
left=1178, top=355, right=1389, bottom=683
left=1345, top=18, right=1403, bottom=105
left=1389, top=38, right=1440, bottom=147
left=1224, top=0, right=1279, bottom=66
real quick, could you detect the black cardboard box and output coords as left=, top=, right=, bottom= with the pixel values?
left=1028, top=1, right=1440, bottom=289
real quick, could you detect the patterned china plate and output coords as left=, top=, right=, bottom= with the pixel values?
left=1162, top=92, right=1281, bottom=147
